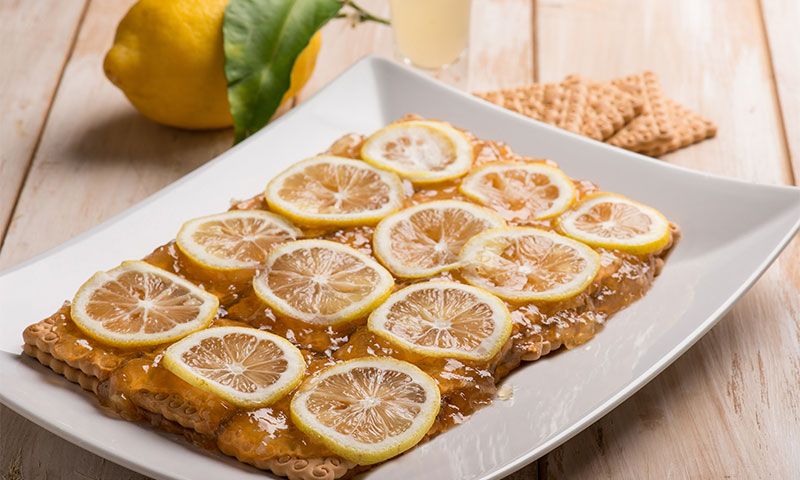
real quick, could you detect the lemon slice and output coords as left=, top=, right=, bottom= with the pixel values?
left=373, top=200, right=506, bottom=278
left=176, top=210, right=302, bottom=272
left=557, top=192, right=672, bottom=254
left=459, top=228, right=600, bottom=302
left=290, top=357, right=440, bottom=465
left=252, top=240, right=394, bottom=325
left=265, top=155, right=404, bottom=227
left=361, top=120, right=473, bottom=184
left=368, top=282, right=512, bottom=361
left=459, top=162, right=576, bottom=221
left=71, top=261, right=218, bottom=347
left=163, top=326, right=306, bottom=408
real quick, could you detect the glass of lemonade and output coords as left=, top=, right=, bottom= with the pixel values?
left=389, top=0, right=472, bottom=71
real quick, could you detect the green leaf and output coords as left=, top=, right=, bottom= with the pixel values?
left=224, top=0, right=341, bottom=143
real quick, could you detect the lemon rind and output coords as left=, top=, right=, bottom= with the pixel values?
left=372, top=200, right=507, bottom=279
left=162, top=326, right=306, bottom=408
left=252, top=240, right=395, bottom=326
left=368, top=281, right=512, bottom=362
left=360, top=120, right=473, bottom=185
left=175, top=209, right=302, bottom=272
left=459, top=162, right=577, bottom=220
left=557, top=192, right=672, bottom=255
left=264, top=155, right=405, bottom=227
left=290, top=357, right=441, bottom=465
left=70, top=260, right=218, bottom=348
left=458, top=227, right=601, bottom=303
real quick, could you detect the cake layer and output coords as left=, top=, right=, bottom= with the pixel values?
left=19, top=121, right=679, bottom=478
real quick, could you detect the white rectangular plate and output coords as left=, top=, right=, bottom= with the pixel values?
left=1, top=56, right=799, bottom=480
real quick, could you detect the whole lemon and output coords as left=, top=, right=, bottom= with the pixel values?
left=104, top=0, right=321, bottom=130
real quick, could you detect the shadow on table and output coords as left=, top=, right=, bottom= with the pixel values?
left=66, top=108, right=233, bottom=166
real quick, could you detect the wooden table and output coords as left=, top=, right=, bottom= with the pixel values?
left=2, top=0, right=799, bottom=478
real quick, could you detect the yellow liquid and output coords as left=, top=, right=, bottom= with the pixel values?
left=390, top=0, right=471, bottom=69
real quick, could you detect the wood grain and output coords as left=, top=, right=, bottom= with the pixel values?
left=536, top=0, right=800, bottom=477
left=0, top=0, right=232, bottom=270
left=1, top=406, right=147, bottom=480
left=760, top=0, right=800, bottom=178
left=468, top=0, right=535, bottom=90
left=299, top=0, right=393, bottom=101
left=1, top=0, right=798, bottom=479
left=0, top=0, right=225, bottom=477
left=0, top=0, right=87, bottom=243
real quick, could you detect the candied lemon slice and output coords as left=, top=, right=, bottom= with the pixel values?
left=265, top=155, right=404, bottom=227
left=252, top=240, right=394, bottom=325
left=71, top=261, right=218, bottom=347
left=557, top=192, right=672, bottom=254
left=290, top=357, right=440, bottom=465
left=368, top=282, right=512, bottom=361
left=361, top=120, right=473, bottom=184
left=459, top=162, right=576, bottom=222
left=176, top=210, right=301, bottom=272
left=373, top=200, right=506, bottom=278
left=459, top=228, right=600, bottom=302
left=163, top=326, right=306, bottom=408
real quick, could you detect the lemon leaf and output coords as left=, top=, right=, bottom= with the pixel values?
left=224, top=0, right=341, bottom=143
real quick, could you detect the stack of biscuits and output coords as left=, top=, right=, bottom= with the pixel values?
left=476, top=71, right=717, bottom=157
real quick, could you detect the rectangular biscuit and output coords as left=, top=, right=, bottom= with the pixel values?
left=641, top=99, right=717, bottom=157
left=574, top=76, right=644, bottom=140
left=23, top=319, right=349, bottom=480
left=22, top=344, right=102, bottom=394
left=106, top=356, right=235, bottom=437
left=18, top=119, right=683, bottom=480
left=217, top=408, right=356, bottom=480
left=22, top=303, right=141, bottom=381
left=475, top=77, right=589, bottom=135
left=606, top=71, right=676, bottom=151
left=102, top=318, right=251, bottom=433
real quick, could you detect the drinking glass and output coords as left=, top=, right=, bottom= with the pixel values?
left=389, top=0, right=472, bottom=71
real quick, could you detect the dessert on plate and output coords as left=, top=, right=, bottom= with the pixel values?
left=22, top=116, right=678, bottom=480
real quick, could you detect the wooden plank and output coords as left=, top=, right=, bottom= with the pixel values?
left=535, top=0, right=800, bottom=477
left=0, top=0, right=232, bottom=270
left=468, top=0, right=535, bottom=90
left=0, top=0, right=227, bottom=477
left=1, top=407, right=147, bottom=480
left=760, top=0, right=800, bottom=178
left=0, top=0, right=87, bottom=242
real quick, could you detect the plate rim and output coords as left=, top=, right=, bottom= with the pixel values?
left=1, top=55, right=799, bottom=480
left=2, top=56, right=800, bottom=280
left=482, top=212, right=800, bottom=479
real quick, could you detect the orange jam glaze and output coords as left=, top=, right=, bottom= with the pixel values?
left=211, top=127, right=677, bottom=465
left=97, top=316, right=341, bottom=459
left=23, top=304, right=144, bottom=380
left=143, top=241, right=253, bottom=307
left=24, top=120, right=678, bottom=472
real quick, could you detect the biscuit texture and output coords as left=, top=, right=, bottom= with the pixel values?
left=642, top=99, right=717, bottom=156
left=606, top=71, right=676, bottom=151
left=476, top=71, right=715, bottom=156
left=22, top=344, right=101, bottom=394
left=22, top=303, right=139, bottom=380
left=264, top=456, right=356, bottom=480
left=579, top=77, right=644, bottom=140
left=476, top=77, right=588, bottom=135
